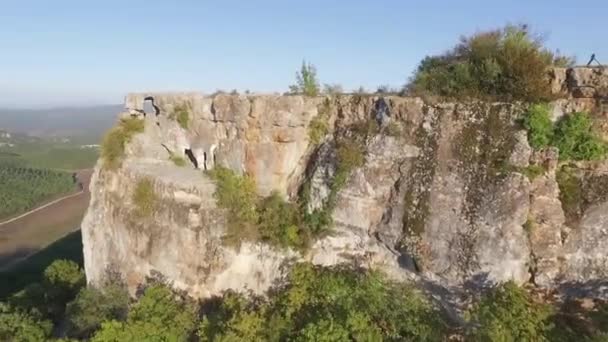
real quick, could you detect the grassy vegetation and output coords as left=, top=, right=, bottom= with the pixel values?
left=0, top=160, right=76, bottom=219
left=169, top=154, right=187, bottom=167
left=100, top=117, right=144, bottom=170
left=522, top=164, right=546, bottom=180
left=308, top=98, right=333, bottom=146
left=408, top=24, right=573, bottom=101
left=169, top=105, right=190, bottom=129
left=132, top=178, right=158, bottom=218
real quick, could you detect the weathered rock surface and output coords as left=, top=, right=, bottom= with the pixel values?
left=82, top=67, right=608, bottom=301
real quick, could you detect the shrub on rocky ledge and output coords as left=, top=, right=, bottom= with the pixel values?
left=553, top=112, right=607, bottom=161
left=408, top=24, right=573, bottom=101
left=523, top=106, right=607, bottom=161
left=132, top=178, right=158, bottom=218
left=101, top=117, right=144, bottom=170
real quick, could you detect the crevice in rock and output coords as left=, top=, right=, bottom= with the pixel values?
left=184, top=148, right=199, bottom=169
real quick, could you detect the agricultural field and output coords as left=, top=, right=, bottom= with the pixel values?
left=0, top=138, right=99, bottom=170
left=0, top=159, right=78, bottom=220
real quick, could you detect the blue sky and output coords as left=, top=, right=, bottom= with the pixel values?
left=0, top=0, right=606, bottom=108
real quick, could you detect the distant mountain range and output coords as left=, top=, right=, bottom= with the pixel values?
left=0, top=105, right=122, bottom=140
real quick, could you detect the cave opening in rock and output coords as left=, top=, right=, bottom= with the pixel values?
left=143, top=96, right=160, bottom=116
left=203, top=152, right=208, bottom=171
left=184, top=149, right=198, bottom=169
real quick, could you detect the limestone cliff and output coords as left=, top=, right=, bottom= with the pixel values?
left=82, top=67, right=608, bottom=301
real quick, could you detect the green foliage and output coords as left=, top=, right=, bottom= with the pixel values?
left=42, top=260, right=86, bottom=321
left=520, top=164, right=545, bottom=181
left=170, top=154, right=187, bottom=167
left=65, top=285, right=129, bottom=339
left=522, top=106, right=607, bottom=161
left=302, top=129, right=368, bottom=236
left=101, top=117, right=144, bottom=169
left=523, top=103, right=553, bottom=149
left=92, top=284, right=197, bottom=342
left=409, top=24, right=573, bottom=101
left=468, top=281, right=553, bottom=341
left=0, top=160, right=76, bottom=219
left=308, top=99, right=331, bottom=145
left=556, top=165, right=583, bottom=226
left=132, top=178, right=158, bottom=218
left=169, top=105, right=190, bottom=129
left=209, top=168, right=312, bottom=249
left=290, top=60, right=320, bottom=96
left=553, top=112, right=607, bottom=161
left=199, top=263, right=446, bottom=341
left=207, top=167, right=259, bottom=245
left=257, top=192, right=305, bottom=249
left=0, top=303, right=52, bottom=342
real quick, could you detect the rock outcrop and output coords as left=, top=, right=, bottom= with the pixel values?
left=82, top=67, right=608, bottom=302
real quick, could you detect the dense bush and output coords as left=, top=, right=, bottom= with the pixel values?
left=6, top=259, right=608, bottom=341
left=0, top=303, right=52, bottom=341
left=553, top=112, right=607, bottom=161
left=199, top=263, right=446, bottom=341
left=101, top=117, right=144, bottom=169
left=0, top=161, right=76, bottom=219
left=468, top=281, right=553, bottom=341
left=91, top=284, right=197, bottom=342
left=207, top=167, right=259, bottom=245
left=523, top=103, right=553, bottom=149
left=209, top=167, right=315, bottom=249
left=132, top=178, right=158, bottom=218
left=289, top=60, right=320, bottom=96
left=65, top=285, right=129, bottom=339
left=522, top=106, right=607, bottom=161
left=409, top=24, right=573, bottom=101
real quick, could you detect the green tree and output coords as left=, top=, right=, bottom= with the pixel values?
left=92, top=284, right=197, bottom=342
left=290, top=60, right=320, bottom=96
left=41, top=260, right=86, bottom=321
left=65, top=285, right=129, bottom=339
left=0, top=303, right=52, bottom=342
left=199, top=263, right=445, bottom=341
left=468, top=281, right=552, bottom=342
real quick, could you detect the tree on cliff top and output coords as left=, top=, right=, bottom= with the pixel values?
left=289, top=60, right=320, bottom=96
left=407, top=24, right=574, bottom=101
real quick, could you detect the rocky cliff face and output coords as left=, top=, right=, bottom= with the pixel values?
left=82, top=67, right=608, bottom=301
